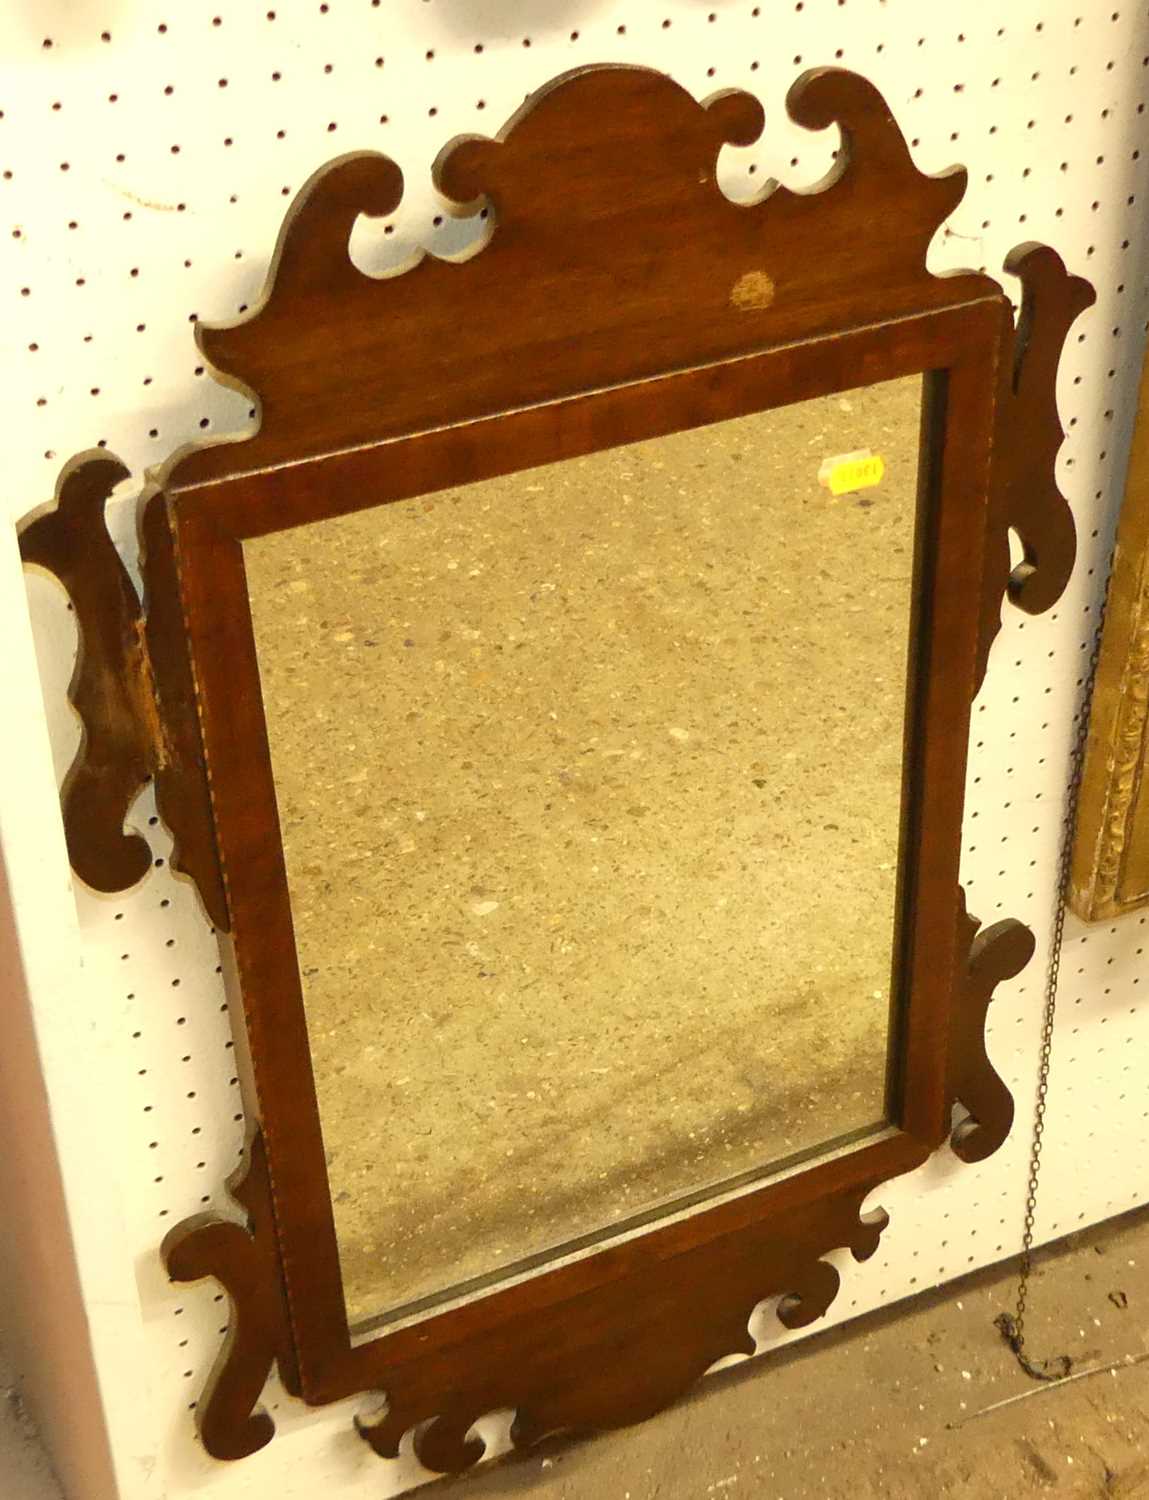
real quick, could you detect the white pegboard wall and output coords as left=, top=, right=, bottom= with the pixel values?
left=4, top=4, right=1149, bottom=1498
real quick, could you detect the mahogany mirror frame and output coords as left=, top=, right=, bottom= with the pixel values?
left=19, top=64, right=1093, bottom=1473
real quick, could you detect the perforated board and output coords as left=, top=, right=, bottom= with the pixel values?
left=3, top=3, right=1149, bottom=1497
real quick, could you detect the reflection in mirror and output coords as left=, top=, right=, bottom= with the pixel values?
left=243, top=374, right=923, bottom=1327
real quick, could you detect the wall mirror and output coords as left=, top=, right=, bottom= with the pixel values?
left=20, top=63, right=1091, bottom=1474
left=247, top=376, right=922, bottom=1328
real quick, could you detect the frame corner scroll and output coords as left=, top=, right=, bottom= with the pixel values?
left=139, top=492, right=230, bottom=931
left=162, top=1129, right=296, bottom=1461
left=978, top=244, right=1096, bottom=687
left=1069, top=315, right=1149, bottom=922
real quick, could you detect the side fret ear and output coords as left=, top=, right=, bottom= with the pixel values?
left=977, top=244, right=1096, bottom=687
left=19, top=452, right=155, bottom=891
left=948, top=903, right=1035, bottom=1163
left=166, top=64, right=1006, bottom=495
left=18, top=459, right=227, bottom=929
left=162, top=1132, right=296, bottom=1461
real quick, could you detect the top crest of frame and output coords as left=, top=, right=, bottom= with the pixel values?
left=167, top=64, right=993, bottom=491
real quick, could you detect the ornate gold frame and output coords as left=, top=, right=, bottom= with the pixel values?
left=1071, top=345, right=1149, bottom=920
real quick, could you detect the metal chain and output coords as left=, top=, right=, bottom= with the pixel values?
left=994, top=582, right=1110, bottom=1382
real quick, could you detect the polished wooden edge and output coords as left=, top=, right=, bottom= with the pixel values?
left=172, top=299, right=1000, bottom=538
left=172, top=1128, right=907, bottom=1465
left=356, top=1172, right=899, bottom=1471
left=169, top=304, right=997, bottom=1395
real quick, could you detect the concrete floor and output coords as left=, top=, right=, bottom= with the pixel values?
left=245, top=377, right=922, bottom=1326
left=433, top=1206, right=1149, bottom=1500
left=0, top=1347, right=61, bottom=1500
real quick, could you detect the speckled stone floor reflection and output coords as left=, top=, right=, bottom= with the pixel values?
left=244, top=375, right=922, bottom=1326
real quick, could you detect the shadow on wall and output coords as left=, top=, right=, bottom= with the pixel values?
left=9, top=1, right=130, bottom=51
left=421, top=0, right=610, bottom=45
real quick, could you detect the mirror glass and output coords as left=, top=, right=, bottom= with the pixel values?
left=243, top=374, right=923, bottom=1327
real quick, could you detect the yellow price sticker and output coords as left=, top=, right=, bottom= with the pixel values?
left=818, top=449, right=886, bottom=497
